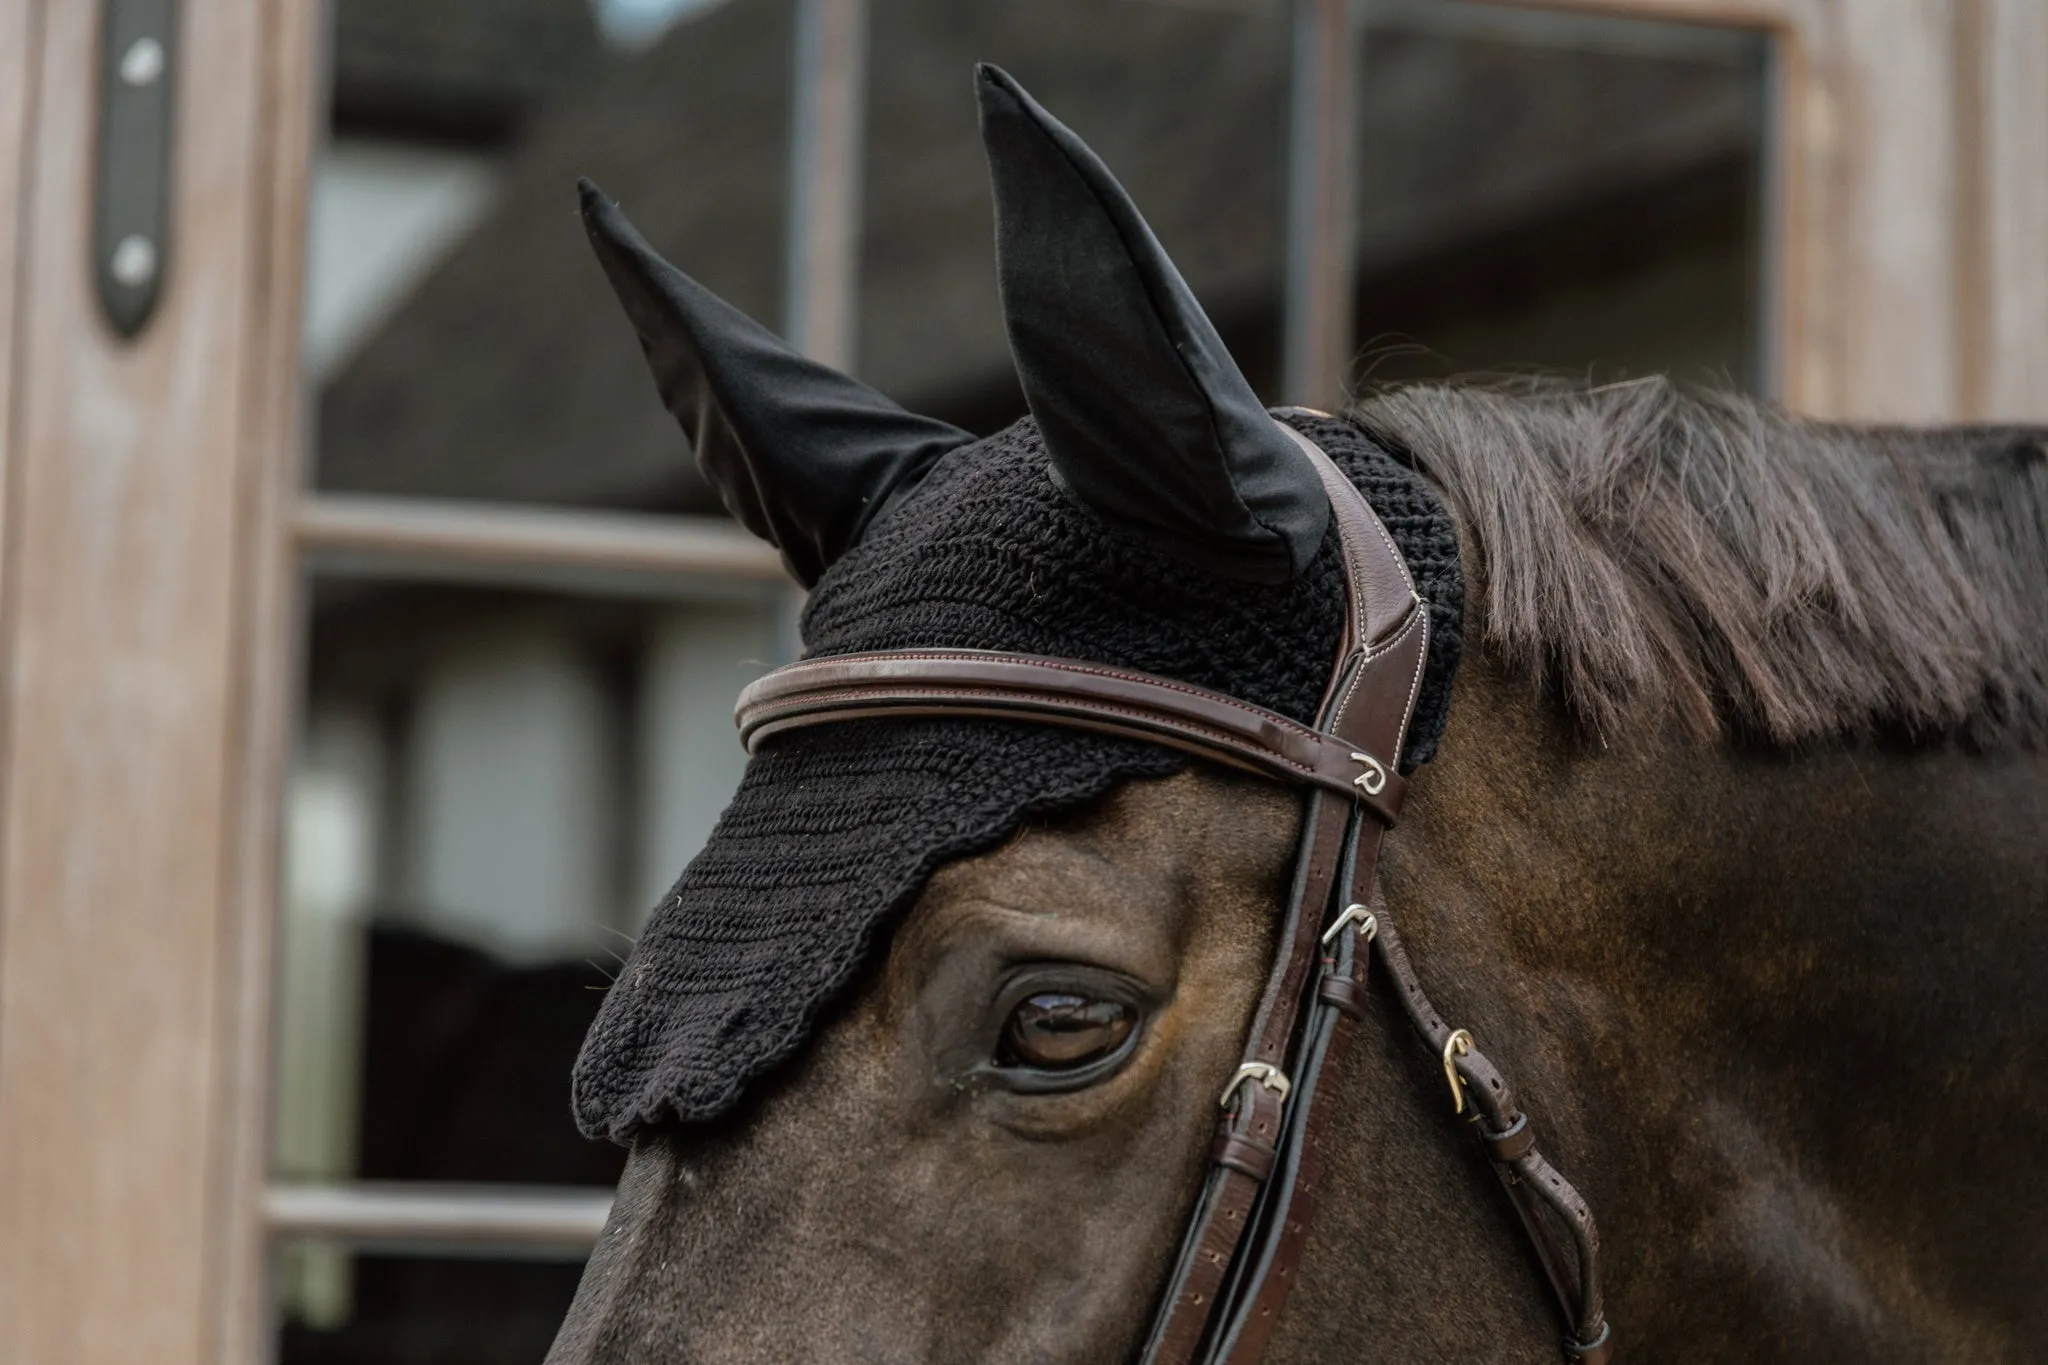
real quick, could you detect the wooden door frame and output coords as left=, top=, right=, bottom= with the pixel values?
left=0, top=0, right=317, bottom=1361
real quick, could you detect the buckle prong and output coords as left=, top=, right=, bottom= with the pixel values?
left=1441, top=1029, right=1474, bottom=1114
left=1321, top=901, right=1378, bottom=946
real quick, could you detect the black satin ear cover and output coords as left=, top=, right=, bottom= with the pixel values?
left=578, top=179, right=974, bottom=587
left=974, top=65, right=1329, bottom=585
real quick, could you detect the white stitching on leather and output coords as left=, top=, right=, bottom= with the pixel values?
left=1392, top=609, right=1430, bottom=759
left=1277, top=424, right=1418, bottom=622
left=748, top=652, right=1327, bottom=743
left=1330, top=604, right=1424, bottom=741
left=748, top=687, right=1330, bottom=784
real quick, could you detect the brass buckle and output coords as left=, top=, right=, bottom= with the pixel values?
left=1441, top=1029, right=1474, bottom=1114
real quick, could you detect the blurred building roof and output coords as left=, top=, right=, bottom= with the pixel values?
left=331, top=0, right=604, bottom=142
left=316, top=0, right=1760, bottom=514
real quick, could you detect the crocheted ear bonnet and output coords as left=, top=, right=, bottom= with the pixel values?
left=569, top=67, right=1463, bottom=1142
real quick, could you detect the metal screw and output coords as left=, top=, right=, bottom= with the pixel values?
left=119, top=36, right=165, bottom=88
left=110, top=235, right=158, bottom=288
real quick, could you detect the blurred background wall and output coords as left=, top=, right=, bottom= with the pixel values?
left=4, top=1, right=2040, bottom=1363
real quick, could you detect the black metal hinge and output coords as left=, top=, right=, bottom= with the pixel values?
left=94, top=0, right=178, bottom=338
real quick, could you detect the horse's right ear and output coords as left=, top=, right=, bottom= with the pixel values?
left=975, top=65, right=1328, bottom=585
left=578, top=180, right=974, bottom=587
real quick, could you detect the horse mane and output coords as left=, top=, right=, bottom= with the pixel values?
left=1347, top=376, right=2048, bottom=750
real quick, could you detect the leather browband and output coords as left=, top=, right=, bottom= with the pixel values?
left=729, top=423, right=1611, bottom=1364
left=736, top=650, right=1408, bottom=824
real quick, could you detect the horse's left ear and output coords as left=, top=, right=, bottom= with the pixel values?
left=975, top=64, right=1330, bottom=584
left=579, top=179, right=975, bottom=587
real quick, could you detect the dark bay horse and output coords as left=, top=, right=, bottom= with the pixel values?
left=548, top=66, right=2048, bottom=1364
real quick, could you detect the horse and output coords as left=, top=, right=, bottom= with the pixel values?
left=545, top=64, right=2048, bottom=1364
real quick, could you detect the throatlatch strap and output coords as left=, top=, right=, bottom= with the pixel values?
left=1373, top=909, right=1611, bottom=1359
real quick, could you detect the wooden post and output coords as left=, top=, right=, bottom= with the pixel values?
left=1783, top=0, right=1965, bottom=420
left=0, top=2, right=315, bottom=1363
left=1972, top=0, right=2048, bottom=420
left=0, top=2, right=36, bottom=495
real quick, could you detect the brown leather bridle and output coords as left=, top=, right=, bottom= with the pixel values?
left=734, top=426, right=1614, bottom=1363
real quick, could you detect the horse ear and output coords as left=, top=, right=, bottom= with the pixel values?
left=579, top=180, right=974, bottom=587
left=974, top=65, right=1329, bottom=585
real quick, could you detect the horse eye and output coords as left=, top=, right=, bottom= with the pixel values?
left=999, top=992, right=1134, bottom=1070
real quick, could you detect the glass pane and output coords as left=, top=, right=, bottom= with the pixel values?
left=858, top=0, right=1293, bottom=434
left=276, top=1247, right=583, bottom=1365
left=275, top=576, right=791, bottom=1191
left=308, top=0, right=795, bottom=511
left=1352, top=1, right=1769, bottom=389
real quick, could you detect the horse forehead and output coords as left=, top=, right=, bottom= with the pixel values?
left=922, top=769, right=1302, bottom=915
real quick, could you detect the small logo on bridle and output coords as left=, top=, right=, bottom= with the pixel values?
left=1350, top=752, right=1388, bottom=795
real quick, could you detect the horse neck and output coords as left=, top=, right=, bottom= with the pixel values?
left=1270, top=657, right=2048, bottom=1361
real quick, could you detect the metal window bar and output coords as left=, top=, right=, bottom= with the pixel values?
left=1283, top=0, right=1361, bottom=409
left=267, top=1182, right=613, bottom=1256
left=1751, top=30, right=1786, bottom=400
left=293, top=493, right=804, bottom=756
left=294, top=492, right=788, bottom=586
left=786, top=0, right=869, bottom=368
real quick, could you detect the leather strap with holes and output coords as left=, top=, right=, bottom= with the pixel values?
left=730, top=423, right=1612, bottom=1363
